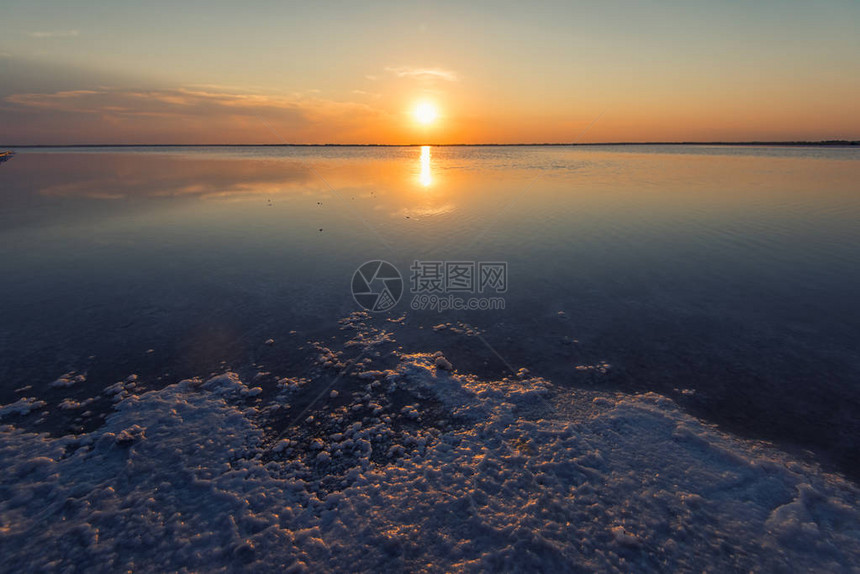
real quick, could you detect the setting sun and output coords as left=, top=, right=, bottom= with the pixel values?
left=413, top=102, right=438, bottom=126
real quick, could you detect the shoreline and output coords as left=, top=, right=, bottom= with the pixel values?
left=2, top=311, right=859, bottom=571
left=1, top=141, right=858, bottom=149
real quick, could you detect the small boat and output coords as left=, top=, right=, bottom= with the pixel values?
left=0, top=151, right=14, bottom=163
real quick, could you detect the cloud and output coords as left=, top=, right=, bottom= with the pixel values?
left=29, top=30, right=80, bottom=38
left=2, top=87, right=395, bottom=144
left=385, top=66, right=458, bottom=82
left=351, top=89, right=381, bottom=99
left=7, top=88, right=307, bottom=118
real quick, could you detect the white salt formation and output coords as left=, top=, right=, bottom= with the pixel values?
left=0, top=317, right=858, bottom=572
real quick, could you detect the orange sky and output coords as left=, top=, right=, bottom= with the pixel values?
left=1, top=1, right=858, bottom=144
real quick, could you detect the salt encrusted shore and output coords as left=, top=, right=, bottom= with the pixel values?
left=1, top=314, right=858, bottom=572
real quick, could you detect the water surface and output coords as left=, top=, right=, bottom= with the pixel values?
left=1, top=144, right=859, bottom=476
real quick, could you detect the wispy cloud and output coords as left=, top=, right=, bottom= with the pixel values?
left=385, top=66, right=458, bottom=82
left=351, top=89, right=381, bottom=99
left=6, top=88, right=323, bottom=121
left=29, top=30, right=80, bottom=38
left=3, top=87, right=393, bottom=143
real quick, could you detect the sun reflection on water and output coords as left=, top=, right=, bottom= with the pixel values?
left=418, top=145, right=432, bottom=187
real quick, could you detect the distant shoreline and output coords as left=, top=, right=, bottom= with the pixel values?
left=2, top=141, right=858, bottom=149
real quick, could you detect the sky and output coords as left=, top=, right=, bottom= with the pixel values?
left=1, top=0, right=858, bottom=144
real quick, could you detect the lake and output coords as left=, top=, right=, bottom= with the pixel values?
left=2, top=144, right=859, bottom=477
left=3, top=144, right=860, bottom=570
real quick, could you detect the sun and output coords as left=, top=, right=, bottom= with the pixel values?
left=413, top=102, right=438, bottom=125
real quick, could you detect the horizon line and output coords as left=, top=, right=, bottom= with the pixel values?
left=1, top=140, right=859, bottom=149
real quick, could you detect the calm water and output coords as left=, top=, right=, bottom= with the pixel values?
left=2, top=145, right=859, bottom=476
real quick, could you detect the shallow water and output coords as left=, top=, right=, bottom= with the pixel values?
left=1, top=144, right=859, bottom=477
